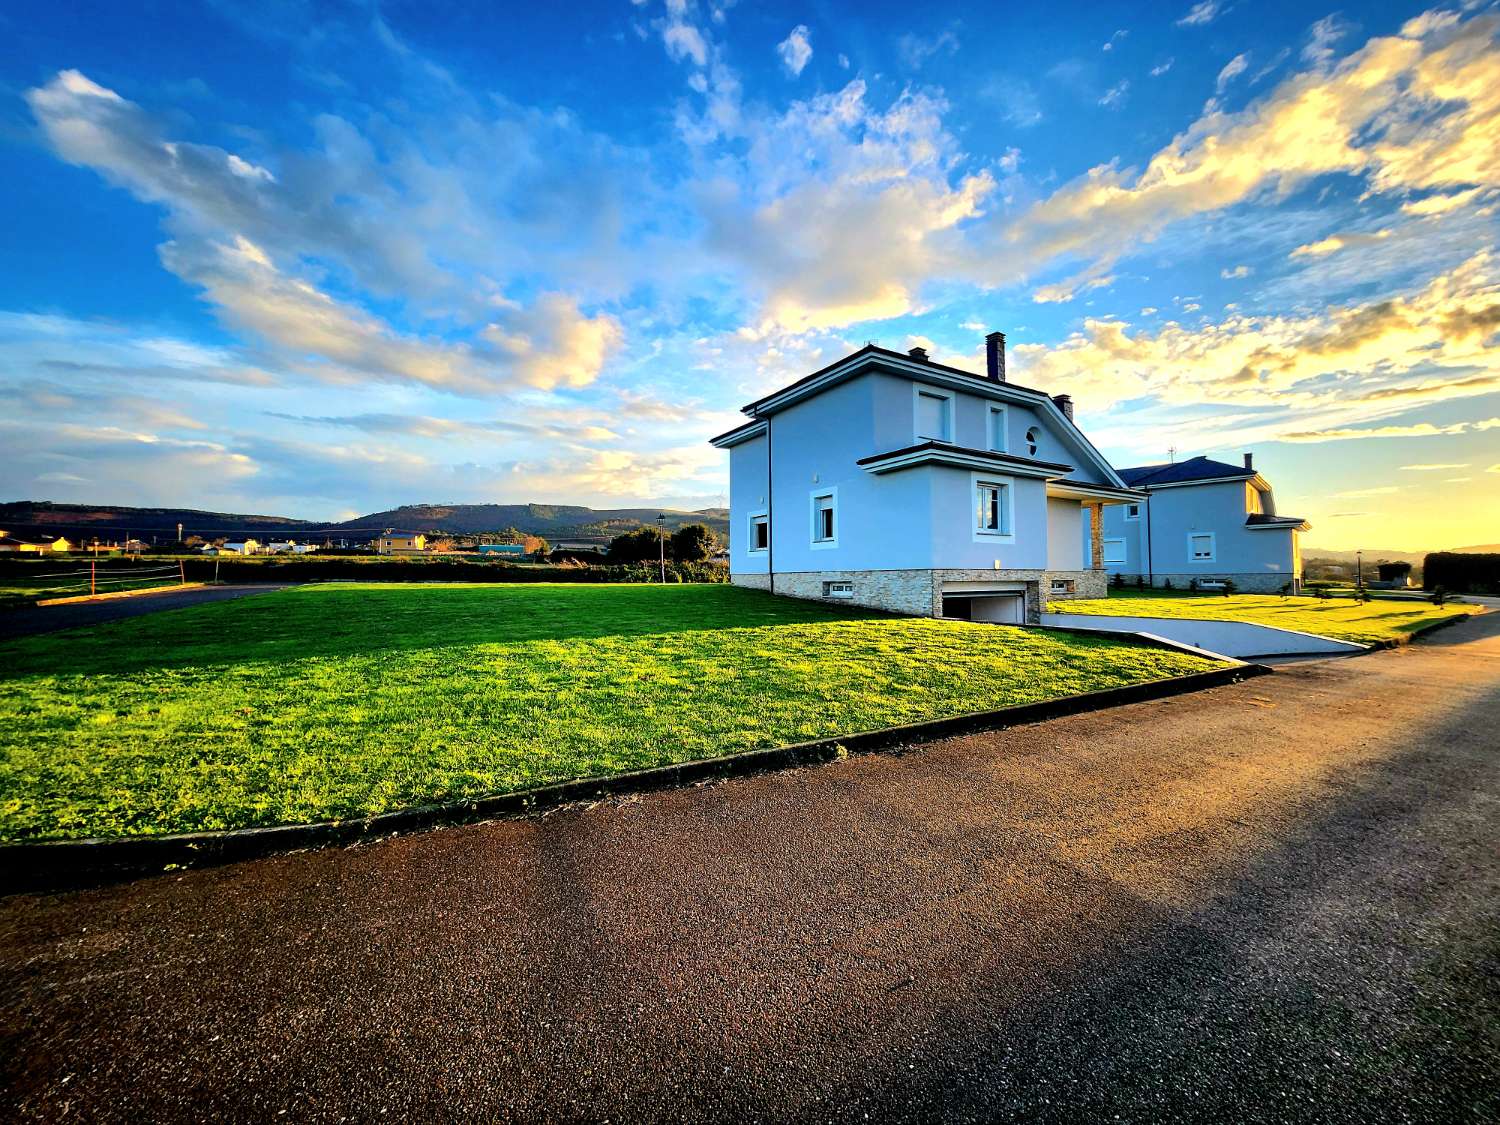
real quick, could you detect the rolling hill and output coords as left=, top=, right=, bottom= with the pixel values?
left=0, top=500, right=728, bottom=542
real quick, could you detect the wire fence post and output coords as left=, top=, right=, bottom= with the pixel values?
left=179, top=560, right=187, bottom=586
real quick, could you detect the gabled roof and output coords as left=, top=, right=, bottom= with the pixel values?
left=740, top=344, right=1052, bottom=415
left=720, top=344, right=1129, bottom=489
left=1117, top=455, right=1256, bottom=487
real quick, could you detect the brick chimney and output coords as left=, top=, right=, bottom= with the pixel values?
left=985, top=331, right=1006, bottom=383
left=1244, top=452, right=1254, bottom=470
left=907, top=346, right=929, bottom=361
left=1052, top=394, right=1074, bottom=421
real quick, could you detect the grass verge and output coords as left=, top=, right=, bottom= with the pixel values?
left=1047, top=589, right=1479, bottom=645
left=0, top=583, right=1216, bottom=840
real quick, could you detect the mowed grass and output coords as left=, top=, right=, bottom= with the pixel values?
left=1048, top=589, right=1479, bottom=645
left=0, top=583, right=1217, bottom=841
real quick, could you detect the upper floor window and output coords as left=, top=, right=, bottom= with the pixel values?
left=1245, top=483, right=1263, bottom=515
left=811, top=489, right=838, bottom=548
left=748, top=513, right=769, bottom=553
left=914, top=386, right=953, bottom=443
left=1124, top=503, right=1141, bottom=521
left=975, top=479, right=1012, bottom=536
left=1024, top=426, right=1039, bottom=457
left=1189, top=532, right=1216, bottom=562
left=987, top=404, right=1008, bottom=452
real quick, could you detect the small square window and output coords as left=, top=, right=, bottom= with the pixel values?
left=1189, top=533, right=1215, bottom=562
left=1103, top=538, right=1127, bottom=565
left=824, top=581, right=854, bottom=599
left=749, top=514, right=769, bottom=552
left=1124, top=503, right=1140, bottom=520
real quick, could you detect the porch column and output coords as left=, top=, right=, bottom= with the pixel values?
left=1086, top=502, right=1105, bottom=570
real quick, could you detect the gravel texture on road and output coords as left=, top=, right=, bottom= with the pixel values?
left=2, top=612, right=1497, bottom=1122
left=0, top=584, right=292, bottom=641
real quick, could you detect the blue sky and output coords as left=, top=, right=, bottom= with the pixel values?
left=1, top=0, right=1497, bottom=548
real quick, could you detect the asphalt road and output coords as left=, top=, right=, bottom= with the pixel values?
left=2, top=613, right=1497, bottom=1122
left=0, top=584, right=291, bottom=641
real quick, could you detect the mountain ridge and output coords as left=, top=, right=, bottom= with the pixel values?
left=0, top=500, right=727, bottom=541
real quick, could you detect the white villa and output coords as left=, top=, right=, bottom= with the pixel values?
left=709, top=334, right=1144, bottom=624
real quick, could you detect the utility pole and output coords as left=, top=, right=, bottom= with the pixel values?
left=656, top=514, right=667, bottom=583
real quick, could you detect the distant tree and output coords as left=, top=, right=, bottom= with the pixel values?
left=607, top=526, right=663, bottom=564
left=530, top=536, right=550, bottom=560
left=670, top=523, right=718, bottom=563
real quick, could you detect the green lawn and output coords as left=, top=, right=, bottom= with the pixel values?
left=0, top=583, right=1217, bottom=841
left=1047, top=589, right=1479, bottom=645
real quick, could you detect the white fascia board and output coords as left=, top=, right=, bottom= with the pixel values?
left=1046, top=481, right=1148, bottom=503
left=709, top=420, right=768, bottom=449
left=862, top=448, right=1063, bottom=479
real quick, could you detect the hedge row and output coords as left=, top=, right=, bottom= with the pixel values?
left=1423, top=552, right=1500, bottom=595
left=175, top=557, right=730, bottom=585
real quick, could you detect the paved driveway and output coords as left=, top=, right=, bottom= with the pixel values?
left=2, top=613, right=1497, bottom=1122
left=0, top=584, right=291, bottom=641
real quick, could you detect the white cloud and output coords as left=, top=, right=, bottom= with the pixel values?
left=1216, top=53, right=1250, bottom=92
left=1334, top=486, right=1402, bottom=497
left=1150, top=58, right=1175, bottom=77
left=777, top=25, right=813, bottom=77
left=1400, top=462, right=1469, bottom=470
left=1098, top=80, right=1130, bottom=109
left=1177, top=2, right=1222, bottom=28
left=897, top=30, right=960, bottom=69
left=1221, top=264, right=1252, bottom=279
left=1303, top=14, right=1351, bottom=66
left=1291, top=230, right=1393, bottom=258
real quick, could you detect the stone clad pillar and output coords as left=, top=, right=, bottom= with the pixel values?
left=1086, top=502, right=1105, bottom=570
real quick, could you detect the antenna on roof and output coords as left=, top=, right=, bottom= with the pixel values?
left=1168, top=446, right=1177, bottom=463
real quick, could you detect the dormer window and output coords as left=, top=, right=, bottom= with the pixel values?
left=1025, top=427, right=1039, bottom=457
left=914, top=386, right=953, bottom=443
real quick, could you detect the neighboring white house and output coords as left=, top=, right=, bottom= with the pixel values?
left=709, top=334, right=1144, bottom=623
left=1091, top=454, right=1310, bottom=593
left=219, top=539, right=262, bottom=555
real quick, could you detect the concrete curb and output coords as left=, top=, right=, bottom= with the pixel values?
left=35, top=583, right=205, bottom=607
left=1364, top=607, right=1484, bottom=650
left=0, top=663, right=1269, bottom=895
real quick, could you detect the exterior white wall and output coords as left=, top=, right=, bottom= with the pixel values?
left=1047, top=498, right=1085, bottom=571
left=728, top=434, right=770, bottom=575
left=1093, top=478, right=1300, bottom=586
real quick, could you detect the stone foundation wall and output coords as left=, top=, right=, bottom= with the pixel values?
left=1043, top=569, right=1108, bottom=601
left=1117, top=572, right=1299, bottom=595
left=769, top=568, right=941, bottom=617
left=730, top=572, right=772, bottom=592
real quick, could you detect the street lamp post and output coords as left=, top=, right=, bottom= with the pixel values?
left=656, top=514, right=667, bottom=584
left=1356, top=549, right=1364, bottom=592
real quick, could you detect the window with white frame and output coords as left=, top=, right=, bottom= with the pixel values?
left=1102, top=538, right=1127, bottom=565
left=811, top=490, right=837, bottom=547
left=914, top=387, right=953, bottom=443
left=1189, top=532, right=1216, bottom=562
left=1124, top=503, right=1141, bottom=521
left=1024, top=426, right=1039, bottom=456
left=987, top=404, right=1008, bottom=452
left=974, top=479, right=1012, bottom=536
left=823, top=581, right=854, bottom=599
left=748, top=513, right=769, bottom=553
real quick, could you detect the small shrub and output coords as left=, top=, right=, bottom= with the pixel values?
left=1112, top=572, right=1124, bottom=589
left=1188, top=578, right=1199, bottom=592
left=1431, top=585, right=1448, bottom=606
left=1162, top=578, right=1174, bottom=590
left=1313, top=585, right=1331, bottom=600
left=1135, top=574, right=1144, bottom=589
left=1222, top=579, right=1236, bottom=597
